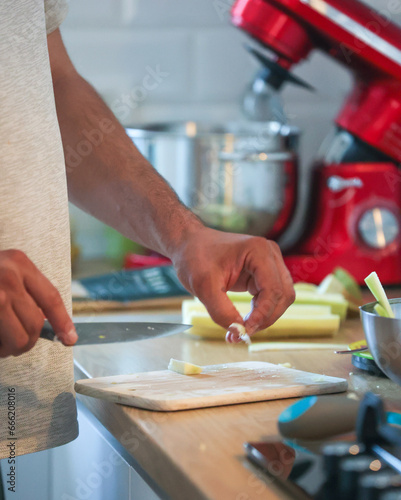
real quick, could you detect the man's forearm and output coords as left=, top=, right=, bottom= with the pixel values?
left=53, top=72, right=202, bottom=257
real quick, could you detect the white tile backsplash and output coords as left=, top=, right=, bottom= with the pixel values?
left=62, top=0, right=127, bottom=29
left=126, top=0, right=234, bottom=27
left=61, top=29, right=192, bottom=104
left=61, top=0, right=358, bottom=130
left=192, top=28, right=258, bottom=102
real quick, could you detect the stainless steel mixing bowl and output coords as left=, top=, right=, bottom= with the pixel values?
left=360, top=299, right=401, bottom=385
left=126, top=121, right=299, bottom=238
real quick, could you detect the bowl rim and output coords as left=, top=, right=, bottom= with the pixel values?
left=360, top=298, right=401, bottom=318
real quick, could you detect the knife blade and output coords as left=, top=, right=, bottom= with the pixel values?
left=39, top=320, right=191, bottom=345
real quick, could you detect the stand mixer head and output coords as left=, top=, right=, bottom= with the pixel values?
left=232, top=0, right=401, bottom=284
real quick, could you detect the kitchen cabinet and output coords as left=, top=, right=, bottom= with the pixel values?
left=49, top=401, right=160, bottom=500
left=2, top=401, right=160, bottom=500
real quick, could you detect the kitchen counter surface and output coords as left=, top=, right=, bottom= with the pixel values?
left=73, top=298, right=401, bottom=500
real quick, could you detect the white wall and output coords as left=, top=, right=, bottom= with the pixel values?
left=62, top=0, right=401, bottom=256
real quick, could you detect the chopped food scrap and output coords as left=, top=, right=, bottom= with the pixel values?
left=229, top=323, right=251, bottom=345
left=168, top=358, right=203, bottom=375
left=278, top=362, right=292, bottom=369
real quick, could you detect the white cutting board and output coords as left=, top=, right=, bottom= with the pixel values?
left=75, top=362, right=348, bottom=411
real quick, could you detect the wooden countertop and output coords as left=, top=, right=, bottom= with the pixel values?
left=73, top=302, right=401, bottom=500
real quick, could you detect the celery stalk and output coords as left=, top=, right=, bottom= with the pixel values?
left=182, top=300, right=333, bottom=325
left=374, top=303, right=390, bottom=318
left=248, top=342, right=349, bottom=352
left=335, top=267, right=362, bottom=301
left=185, top=312, right=340, bottom=339
left=294, top=291, right=348, bottom=319
left=364, top=272, right=394, bottom=318
left=293, top=282, right=319, bottom=293
left=226, top=291, right=252, bottom=302
left=317, top=274, right=345, bottom=295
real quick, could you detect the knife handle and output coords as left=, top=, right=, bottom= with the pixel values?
left=39, top=320, right=58, bottom=342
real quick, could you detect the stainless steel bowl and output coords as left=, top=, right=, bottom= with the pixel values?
left=126, top=121, right=299, bottom=238
left=360, top=299, right=401, bottom=385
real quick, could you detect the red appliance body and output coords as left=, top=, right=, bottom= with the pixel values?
left=231, top=0, right=401, bottom=284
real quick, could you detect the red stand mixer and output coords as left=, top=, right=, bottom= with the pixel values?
left=231, top=0, right=401, bottom=284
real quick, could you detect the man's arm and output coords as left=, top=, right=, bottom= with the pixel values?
left=48, top=30, right=202, bottom=259
left=48, top=29, right=295, bottom=340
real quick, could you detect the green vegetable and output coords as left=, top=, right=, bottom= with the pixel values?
left=364, top=271, right=394, bottom=318
left=373, top=303, right=390, bottom=317
left=318, top=274, right=345, bottom=295
left=184, top=312, right=340, bottom=339
left=294, top=282, right=319, bottom=293
left=183, top=299, right=333, bottom=324
left=334, top=267, right=362, bottom=301
left=294, top=291, right=348, bottom=320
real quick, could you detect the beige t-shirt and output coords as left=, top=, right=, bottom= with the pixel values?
left=0, top=0, right=78, bottom=458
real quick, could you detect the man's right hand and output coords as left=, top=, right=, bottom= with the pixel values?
left=0, top=249, right=77, bottom=357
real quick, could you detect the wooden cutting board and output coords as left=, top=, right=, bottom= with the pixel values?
left=75, top=361, right=348, bottom=411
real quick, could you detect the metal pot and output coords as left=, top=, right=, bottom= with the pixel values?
left=126, top=121, right=299, bottom=238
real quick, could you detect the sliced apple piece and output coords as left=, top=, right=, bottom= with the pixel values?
left=168, top=358, right=203, bottom=375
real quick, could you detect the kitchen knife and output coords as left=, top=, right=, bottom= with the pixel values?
left=39, top=320, right=191, bottom=345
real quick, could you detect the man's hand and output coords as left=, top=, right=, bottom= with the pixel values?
left=171, top=227, right=295, bottom=343
left=0, top=250, right=77, bottom=357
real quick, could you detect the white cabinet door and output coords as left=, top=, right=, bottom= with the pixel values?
left=129, top=467, right=161, bottom=500
left=2, top=401, right=162, bottom=500
left=2, top=447, right=51, bottom=500
left=50, top=402, right=131, bottom=500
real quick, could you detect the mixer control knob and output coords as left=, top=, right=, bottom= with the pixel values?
left=327, top=175, right=363, bottom=192
left=358, top=207, right=400, bottom=249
